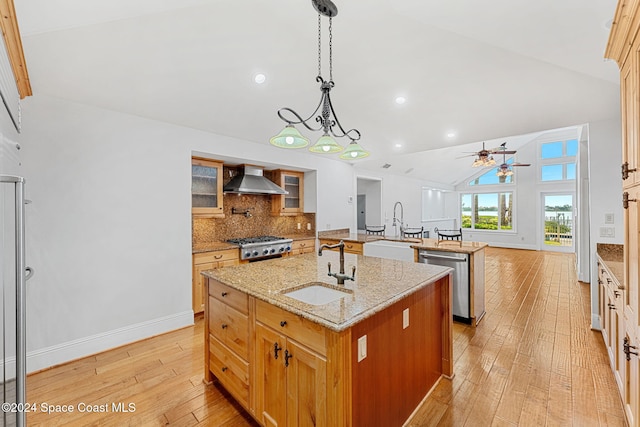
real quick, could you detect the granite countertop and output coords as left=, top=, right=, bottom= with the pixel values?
left=597, top=243, right=624, bottom=285
left=318, top=232, right=488, bottom=254
left=410, top=238, right=489, bottom=254
left=202, top=251, right=451, bottom=332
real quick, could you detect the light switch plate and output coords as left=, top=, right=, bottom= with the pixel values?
left=605, top=213, right=614, bottom=224
left=403, top=308, right=409, bottom=329
left=357, top=335, right=367, bottom=362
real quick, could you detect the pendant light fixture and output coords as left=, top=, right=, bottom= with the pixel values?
left=269, top=0, right=368, bottom=159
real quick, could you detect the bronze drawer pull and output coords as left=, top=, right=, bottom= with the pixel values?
left=280, top=321, right=287, bottom=327
left=214, top=254, right=223, bottom=259
left=607, top=278, right=612, bottom=284
left=284, top=349, right=293, bottom=367
left=221, top=367, right=228, bottom=372
left=608, top=303, right=616, bottom=310
left=274, top=342, right=282, bottom=359
left=221, top=292, right=228, bottom=297
left=221, top=324, right=228, bottom=329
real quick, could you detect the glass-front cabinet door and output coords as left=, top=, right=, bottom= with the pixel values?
left=271, top=170, right=304, bottom=216
left=192, top=157, right=224, bottom=217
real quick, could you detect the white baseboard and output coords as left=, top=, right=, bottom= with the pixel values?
left=25, top=310, right=194, bottom=374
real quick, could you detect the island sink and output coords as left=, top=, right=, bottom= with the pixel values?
left=282, top=282, right=353, bottom=305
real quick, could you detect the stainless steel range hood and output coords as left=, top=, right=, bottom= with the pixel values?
left=223, top=165, right=288, bottom=195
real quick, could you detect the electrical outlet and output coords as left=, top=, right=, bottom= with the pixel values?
left=357, top=335, right=367, bottom=362
left=403, top=308, right=409, bottom=329
left=600, top=227, right=615, bottom=238
left=307, top=223, right=311, bottom=230
left=297, top=223, right=301, bottom=230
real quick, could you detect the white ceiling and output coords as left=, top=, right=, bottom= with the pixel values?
left=14, top=0, right=620, bottom=185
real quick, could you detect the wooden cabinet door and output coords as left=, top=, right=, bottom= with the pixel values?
left=192, top=157, right=224, bottom=217
left=623, top=326, right=639, bottom=426
left=285, top=340, right=327, bottom=427
left=271, top=170, right=304, bottom=216
left=256, top=323, right=287, bottom=427
left=624, top=185, right=639, bottom=330
left=193, top=262, right=215, bottom=314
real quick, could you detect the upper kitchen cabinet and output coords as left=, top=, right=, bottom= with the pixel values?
left=271, top=170, right=304, bottom=216
left=192, top=157, right=224, bottom=218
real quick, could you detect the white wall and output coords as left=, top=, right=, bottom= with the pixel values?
left=587, top=118, right=623, bottom=329
left=20, top=94, right=356, bottom=371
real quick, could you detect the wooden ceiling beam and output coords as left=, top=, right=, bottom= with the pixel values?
left=0, top=0, right=31, bottom=98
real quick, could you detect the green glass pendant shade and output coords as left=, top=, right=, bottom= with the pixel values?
left=269, top=125, right=310, bottom=149
left=309, top=134, right=343, bottom=153
left=339, top=141, right=369, bottom=159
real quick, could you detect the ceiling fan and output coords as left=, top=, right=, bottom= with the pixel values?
left=496, top=150, right=530, bottom=177
left=459, top=142, right=516, bottom=167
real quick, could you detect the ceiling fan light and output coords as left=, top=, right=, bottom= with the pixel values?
left=339, top=140, right=369, bottom=160
left=309, top=134, right=343, bottom=153
left=270, top=125, right=310, bottom=149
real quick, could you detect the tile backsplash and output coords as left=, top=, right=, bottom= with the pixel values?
left=192, top=166, right=316, bottom=246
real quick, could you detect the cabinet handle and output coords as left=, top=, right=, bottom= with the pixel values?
left=300, top=243, right=306, bottom=247
left=598, top=279, right=603, bottom=285
left=284, top=349, right=293, bottom=367
left=222, top=367, right=228, bottom=372
left=280, top=321, right=287, bottom=327
left=615, top=291, right=621, bottom=298
left=221, top=324, right=228, bottom=329
left=624, top=337, right=638, bottom=360
left=601, top=268, right=606, bottom=274
left=214, top=254, right=223, bottom=259
left=274, top=342, right=282, bottom=359
left=221, top=292, right=228, bottom=297
left=608, top=303, right=616, bottom=310
left=607, top=278, right=612, bottom=284
left=623, top=192, right=637, bottom=209
left=622, top=162, right=637, bottom=180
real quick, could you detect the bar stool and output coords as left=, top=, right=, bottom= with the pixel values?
left=434, top=227, right=462, bottom=241
left=402, top=227, right=424, bottom=239
left=365, top=225, right=385, bottom=236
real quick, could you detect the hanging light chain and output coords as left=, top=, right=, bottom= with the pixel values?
left=329, top=17, right=333, bottom=82
left=317, top=14, right=322, bottom=77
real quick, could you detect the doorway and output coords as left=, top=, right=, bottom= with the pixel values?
left=356, top=177, right=382, bottom=232
left=541, top=193, right=575, bottom=252
left=357, top=195, right=366, bottom=230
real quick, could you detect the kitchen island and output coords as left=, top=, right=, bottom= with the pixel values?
left=201, top=251, right=453, bottom=427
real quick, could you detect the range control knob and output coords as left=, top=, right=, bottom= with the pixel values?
left=253, top=250, right=259, bottom=256
left=279, top=247, right=285, bottom=252
left=270, top=248, right=276, bottom=254
left=286, top=246, right=291, bottom=251
left=263, top=249, right=269, bottom=255
left=245, top=251, right=252, bottom=258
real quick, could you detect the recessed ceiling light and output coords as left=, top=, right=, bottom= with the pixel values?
left=254, top=73, right=266, bottom=84
left=446, top=132, right=456, bottom=138
left=394, top=143, right=403, bottom=148
left=395, top=96, right=406, bottom=105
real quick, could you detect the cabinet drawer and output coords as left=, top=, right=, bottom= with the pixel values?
left=194, top=249, right=239, bottom=265
left=291, top=239, right=315, bottom=255
left=209, top=280, right=248, bottom=314
left=209, top=334, right=249, bottom=408
left=319, top=239, right=363, bottom=254
left=209, top=297, right=249, bottom=359
left=255, top=299, right=326, bottom=355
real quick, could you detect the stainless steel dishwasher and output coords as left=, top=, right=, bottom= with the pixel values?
left=419, top=250, right=471, bottom=324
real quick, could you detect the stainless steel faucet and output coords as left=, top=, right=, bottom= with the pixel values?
left=392, top=201, right=404, bottom=237
left=318, top=240, right=356, bottom=285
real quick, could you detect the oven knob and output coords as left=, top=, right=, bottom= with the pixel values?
left=286, top=246, right=291, bottom=251
left=270, top=248, right=276, bottom=254
left=279, top=247, right=285, bottom=252
left=263, top=249, right=269, bottom=255
left=245, top=251, right=252, bottom=258
left=253, top=250, right=259, bottom=256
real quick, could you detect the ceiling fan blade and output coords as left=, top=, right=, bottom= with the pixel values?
left=490, top=149, right=516, bottom=155
left=456, top=154, right=478, bottom=159
left=512, top=163, right=531, bottom=167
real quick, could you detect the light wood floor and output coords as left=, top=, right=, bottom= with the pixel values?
left=26, top=248, right=625, bottom=426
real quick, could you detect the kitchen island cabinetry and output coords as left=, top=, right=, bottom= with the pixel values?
left=202, top=251, right=453, bottom=426
left=271, top=170, right=304, bottom=216
left=288, top=238, right=315, bottom=256
left=192, top=247, right=239, bottom=314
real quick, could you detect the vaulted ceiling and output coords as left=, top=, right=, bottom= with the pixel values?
left=15, top=0, right=620, bottom=184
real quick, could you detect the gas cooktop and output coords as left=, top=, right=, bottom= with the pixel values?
left=227, top=236, right=293, bottom=260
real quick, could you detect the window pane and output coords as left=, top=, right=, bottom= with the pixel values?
left=566, top=163, right=576, bottom=180
left=541, top=164, right=563, bottom=181
left=566, top=139, right=578, bottom=156
left=461, top=194, right=472, bottom=228
left=500, top=193, right=513, bottom=230
left=541, top=142, right=563, bottom=159
left=475, top=193, right=498, bottom=230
